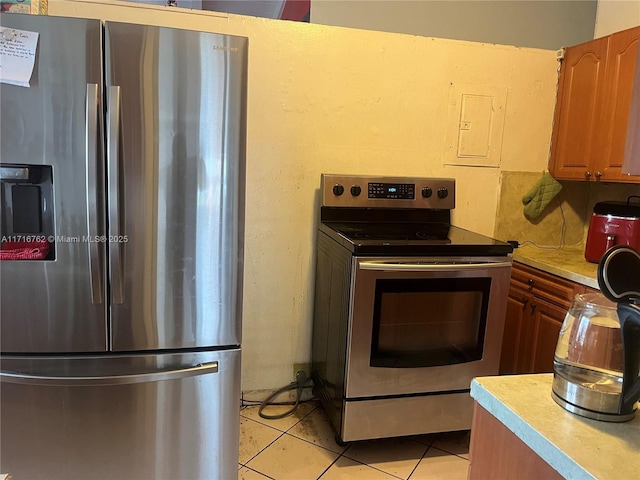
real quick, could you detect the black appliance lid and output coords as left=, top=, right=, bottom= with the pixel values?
left=593, top=196, right=640, bottom=218
left=598, top=245, right=640, bottom=303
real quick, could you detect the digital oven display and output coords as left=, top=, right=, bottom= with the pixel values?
left=368, top=182, right=415, bottom=200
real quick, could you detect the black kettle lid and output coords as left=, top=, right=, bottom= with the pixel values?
left=597, top=245, right=640, bottom=303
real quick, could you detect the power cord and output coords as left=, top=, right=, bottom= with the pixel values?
left=258, top=370, right=314, bottom=420
left=518, top=199, right=567, bottom=250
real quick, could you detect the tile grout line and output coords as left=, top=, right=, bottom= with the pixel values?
left=239, top=417, right=288, bottom=469
left=240, top=406, right=470, bottom=480
left=313, top=451, right=342, bottom=480
left=314, top=443, right=406, bottom=480
left=338, top=436, right=434, bottom=480
left=428, top=445, right=470, bottom=461
left=244, top=402, right=346, bottom=480
left=241, top=430, right=287, bottom=469
left=241, top=434, right=467, bottom=480
left=279, top=430, right=349, bottom=457
left=428, top=431, right=471, bottom=460
left=406, top=442, right=433, bottom=480
left=239, top=464, right=277, bottom=480
left=239, top=403, right=322, bottom=476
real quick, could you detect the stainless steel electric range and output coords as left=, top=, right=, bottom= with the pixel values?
left=311, top=174, right=514, bottom=443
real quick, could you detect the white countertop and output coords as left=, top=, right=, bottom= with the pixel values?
left=470, top=374, right=640, bottom=480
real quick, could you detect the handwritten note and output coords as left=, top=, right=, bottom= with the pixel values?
left=0, top=27, right=39, bottom=87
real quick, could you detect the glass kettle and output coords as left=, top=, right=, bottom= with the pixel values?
left=552, top=245, right=640, bottom=422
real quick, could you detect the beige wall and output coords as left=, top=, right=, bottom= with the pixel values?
left=48, top=0, right=558, bottom=393
left=595, top=0, right=640, bottom=37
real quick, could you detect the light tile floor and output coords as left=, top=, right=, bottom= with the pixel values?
left=239, top=402, right=470, bottom=480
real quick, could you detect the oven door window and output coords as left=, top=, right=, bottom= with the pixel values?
left=370, top=278, right=490, bottom=368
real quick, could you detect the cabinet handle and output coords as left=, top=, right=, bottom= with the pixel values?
left=585, top=171, right=592, bottom=179
left=522, top=297, right=529, bottom=307
left=595, top=171, right=602, bottom=178
left=528, top=278, right=535, bottom=286
left=530, top=303, right=537, bottom=312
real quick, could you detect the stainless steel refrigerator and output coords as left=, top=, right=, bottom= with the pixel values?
left=0, top=13, right=247, bottom=479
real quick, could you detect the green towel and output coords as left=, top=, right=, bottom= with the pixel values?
left=522, top=172, right=562, bottom=220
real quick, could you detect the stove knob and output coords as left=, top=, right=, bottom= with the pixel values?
left=437, top=187, right=449, bottom=199
left=421, top=187, right=433, bottom=198
left=350, top=185, right=362, bottom=197
left=332, top=184, right=345, bottom=196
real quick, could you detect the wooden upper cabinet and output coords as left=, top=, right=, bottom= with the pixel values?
left=600, top=27, right=640, bottom=181
left=550, top=26, right=640, bottom=183
left=549, top=35, right=608, bottom=180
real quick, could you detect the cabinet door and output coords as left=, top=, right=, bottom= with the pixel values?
left=528, top=297, right=565, bottom=373
left=511, top=262, right=581, bottom=310
left=549, top=36, right=609, bottom=180
left=599, top=27, right=640, bottom=182
left=502, top=262, right=585, bottom=375
left=500, top=285, right=529, bottom=375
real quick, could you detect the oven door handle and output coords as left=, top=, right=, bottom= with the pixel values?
left=357, top=261, right=513, bottom=272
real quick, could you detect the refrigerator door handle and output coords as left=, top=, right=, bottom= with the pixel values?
left=86, top=83, right=103, bottom=304
left=107, top=85, right=125, bottom=304
left=0, top=361, right=219, bottom=386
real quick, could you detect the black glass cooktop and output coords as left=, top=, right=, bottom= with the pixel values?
left=320, top=222, right=513, bottom=256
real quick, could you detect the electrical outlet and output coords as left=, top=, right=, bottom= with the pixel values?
left=293, top=362, right=310, bottom=380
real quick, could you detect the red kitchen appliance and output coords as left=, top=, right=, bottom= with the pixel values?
left=585, top=196, right=640, bottom=263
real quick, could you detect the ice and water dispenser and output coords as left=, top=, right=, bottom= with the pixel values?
left=0, top=164, right=54, bottom=260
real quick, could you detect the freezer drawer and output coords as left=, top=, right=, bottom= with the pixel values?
left=0, top=349, right=240, bottom=479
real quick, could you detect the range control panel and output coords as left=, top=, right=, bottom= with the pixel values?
left=368, top=182, right=415, bottom=199
left=321, top=174, right=455, bottom=209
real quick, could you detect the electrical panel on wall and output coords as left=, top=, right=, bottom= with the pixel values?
left=443, top=83, right=507, bottom=167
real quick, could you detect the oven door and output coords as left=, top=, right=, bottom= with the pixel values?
left=345, top=256, right=512, bottom=398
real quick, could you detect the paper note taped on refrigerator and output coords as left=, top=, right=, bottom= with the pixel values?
left=0, top=26, right=38, bottom=87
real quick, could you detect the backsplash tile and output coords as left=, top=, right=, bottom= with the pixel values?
left=494, top=172, right=639, bottom=247
left=494, top=172, right=589, bottom=247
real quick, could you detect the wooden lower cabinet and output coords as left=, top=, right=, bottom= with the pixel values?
left=468, top=403, right=563, bottom=480
left=499, top=262, right=588, bottom=375
left=528, top=297, right=567, bottom=373
left=500, top=285, right=528, bottom=374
